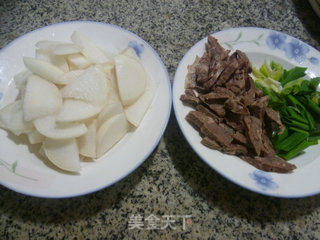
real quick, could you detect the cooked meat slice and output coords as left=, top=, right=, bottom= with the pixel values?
left=185, top=56, right=200, bottom=89
left=225, top=112, right=246, bottom=131
left=233, top=131, right=248, bottom=145
left=265, top=107, right=285, bottom=134
left=185, top=89, right=196, bottom=97
left=243, top=116, right=264, bottom=156
left=201, top=137, right=221, bottom=150
left=208, top=104, right=226, bottom=117
left=223, top=144, right=248, bottom=155
left=234, top=50, right=252, bottom=73
left=249, top=95, right=270, bottom=120
left=196, top=105, right=221, bottom=122
left=200, top=121, right=233, bottom=146
left=225, top=98, right=250, bottom=115
left=185, top=111, right=212, bottom=130
left=194, top=85, right=210, bottom=93
left=200, top=87, right=235, bottom=102
left=261, top=132, right=276, bottom=156
left=219, top=123, right=235, bottom=135
left=241, top=156, right=296, bottom=173
left=196, top=53, right=210, bottom=83
left=206, top=36, right=230, bottom=61
left=180, top=94, right=200, bottom=106
left=204, top=61, right=228, bottom=89
left=226, top=69, right=246, bottom=91
left=216, top=57, right=239, bottom=86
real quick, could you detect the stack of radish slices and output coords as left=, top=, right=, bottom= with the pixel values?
left=0, top=31, right=156, bottom=173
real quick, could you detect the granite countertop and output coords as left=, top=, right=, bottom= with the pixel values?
left=1, top=0, right=320, bottom=239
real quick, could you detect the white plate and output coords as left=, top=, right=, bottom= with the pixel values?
left=0, top=21, right=171, bottom=198
left=173, top=27, right=320, bottom=198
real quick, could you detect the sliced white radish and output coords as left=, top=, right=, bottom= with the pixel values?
left=23, top=57, right=65, bottom=84
left=59, top=70, right=84, bottom=85
left=61, top=65, right=108, bottom=106
left=43, top=138, right=81, bottom=172
left=36, top=40, right=68, bottom=50
left=97, top=100, right=123, bottom=127
left=124, top=76, right=156, bottom=127
left=114, top=54, right=147, bottom=106
left=56, top=99, right=102, bottom=122
left=27, top=130, right=45, bottom=144
left=51, top=43, right=81, bottom=55
left=14, top=70, right=31, bottom=99
left=78, top=119, right=97, bottom=158
left=34, top=115, right=87, bottom=139
left=0, top=100, right=33, bottom=136
left=35, top=49, right=69, bottom=73
left=14, top=70, right=31, bottom=90
left=35, top=49, right=52, bottom=62
left=121, top=47, right=139, bottom=60
left=71, top=31, right=109, bottom=64
left=96, top=113, right=129, bottom=158
left=67, top=53, right=91, bottom=69
left=23, top=75, right=62, bottom=121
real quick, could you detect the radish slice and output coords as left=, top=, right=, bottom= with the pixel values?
left=43, top=138, right=81, bottom=172
left=56, top=99, right=102, bottom=122
left=114, top=54, right=147, bottom=106
left=78, top=119, right=97, bottom=158
left=23, top=57, right=65, bottom=84
left=34, top=115, right=87, bottom=139
left=97, top=113, right=129, bottom=158
left=0, top=100, right=33, bottom=136
left=23, top=75, right=62, bottom=121
left=71, top=31, right=109, bottom=64
left=61, top=66, right=108, bottom=106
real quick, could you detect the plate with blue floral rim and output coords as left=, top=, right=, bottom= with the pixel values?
left=173, top=27, right=320, bottom=198
left=0, top=21, right=171, bottom=198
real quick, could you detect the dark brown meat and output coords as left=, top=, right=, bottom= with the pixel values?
left=223, top=144, right=248, bottom=155
left=185, top=111, right=212, bottom=130
left=200, top=87, right=235, bottom=102
left=243, top=116, right=264, bottom=156
left=241, top=156, right=296, bottom=173
left=196, top=105, right=221, bottom=122
left=185, top=56, right=200, bottom=89
left=249, top=95, right=270, bottom=120
left=265, top=107, right=285, bottom=134
left=196, top=53, right=210, bottom=83
left=200, top=121, right=233, bottom=146
left=180, top=36, right=292, bottom=173
left=216, top=57, right=239, bottom=86
left=233, top=131, right=248, bottom=145
left=207, top=104, right=226, bottom=117
left=180, top=94, right=200, bottom=106
left=225, top=98, right=250, bottom=115
left=201, top=137, right=221, bottom=150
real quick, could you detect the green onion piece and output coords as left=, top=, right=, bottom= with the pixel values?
left=276, top=131, right=309, bottom=152
left=280, top=67, right=307, bottom=86
left=278, top=140, right=313, bottom=160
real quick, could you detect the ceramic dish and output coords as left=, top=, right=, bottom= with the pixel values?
left=0, top=21, right=171, bottom=198
left=173, top=27, right=320, bottom=198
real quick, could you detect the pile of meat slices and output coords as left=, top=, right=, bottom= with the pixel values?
left=180, top=36, right=296, bottom=173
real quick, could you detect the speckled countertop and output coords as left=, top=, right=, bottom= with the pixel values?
left=1, top=0, right=320, bottom=239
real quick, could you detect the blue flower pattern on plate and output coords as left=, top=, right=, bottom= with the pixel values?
left=283, top=39, right=310, bottom=63
left=250, top=170, right=279, bottom=191
left=266, top=32, right=287, bottom=50
left=309, top=57, right=319, bottom=65
left=128, top=41, right=144, bottom=58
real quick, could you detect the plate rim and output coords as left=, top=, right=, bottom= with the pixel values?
left=0, top=20, right=172, bottom=199
left=173, top=26, right=320, bottom=199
